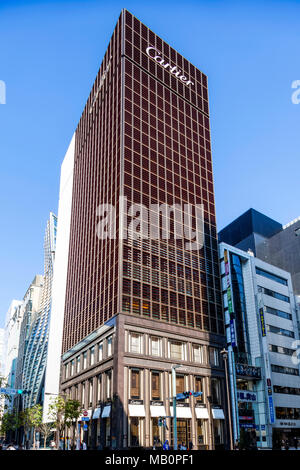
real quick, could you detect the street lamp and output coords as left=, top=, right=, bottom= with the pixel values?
left=221, top=348, right=234, bottom=450
left=171, top=364, right=180, bottom=450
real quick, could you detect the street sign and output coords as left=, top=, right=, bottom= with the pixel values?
left=81, top=417, right=90, bottom=422
left=0, top=387, right=21, bottom=395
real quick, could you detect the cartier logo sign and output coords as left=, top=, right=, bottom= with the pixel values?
left=146, top=46, right=194, bottom=87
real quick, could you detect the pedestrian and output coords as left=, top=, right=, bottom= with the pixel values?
left=6, top=443, right=16, bottom=450
left=162, top=439, right=170, bottom=450
left=188, top=441, right=193, bottom=450
left=50, top=440, right=56, bottom=450
left=285, top=439, right=289, bottom=451
left=181, top=442, right=187, bottom=450
left=293, top=437, right=298, bottom=450
left=82, top=441, right=87, bottom=450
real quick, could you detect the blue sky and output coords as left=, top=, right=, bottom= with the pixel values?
left=0, top=0, right=299, bottom=327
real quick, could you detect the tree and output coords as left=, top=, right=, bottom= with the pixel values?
left=36, top=421, right=53, bottom=449
left=19, top=404, right=43, bottom=449
left=48, top=395, right=81, bottom=449
left=28, top=404, right=43, bottom=449
left=0, top=411, right=21, bottom=435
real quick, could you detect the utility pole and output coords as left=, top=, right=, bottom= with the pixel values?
left=171, top=365, right=180, bottom=450
left=221, top=349, right=234, bottom=450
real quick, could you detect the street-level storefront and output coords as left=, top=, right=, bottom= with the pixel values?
left=150, top=402, right=167, bottom=447
left=128, top=402, right=145, bottom=447
left=195, top=406, right=209, bottom=449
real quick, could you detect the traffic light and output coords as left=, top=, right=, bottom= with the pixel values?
left=176, top=390, right=203, bottom=400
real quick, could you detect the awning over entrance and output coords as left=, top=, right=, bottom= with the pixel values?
left=170, top=407, right=192, bottom=419
left=92, top=408, right=101, bottom=419
left=150, top=405, right=166, bottom=418
left=195, top=407, right=209, bottom=419
left=128, top=404, right=146, bottom=417
left=101, top=405, right=111, bottom=418
left=212, top=408, right=225, bottom=420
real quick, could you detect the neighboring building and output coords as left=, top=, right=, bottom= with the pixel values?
left=219, top=209, right=300, bottom=295
left=15, top=214, right=56, bottom=413
left=20, top=214, right=57, bottom=410
left=0, top=328, right=5, bottom=377
left=43, top=138, right=75, bottom=423
left=14, top=276, right=44, bottom=404
left=219, top=242, right=300, bottom=448
left=218, top=209, right=282, bottom=256
left=3, top=300, right=23, bottom=408
left=0, top=328, right=5, bottom=434
left=256, top=217, right=300, bottom=296
left=53, top=9, right=227, bottom=450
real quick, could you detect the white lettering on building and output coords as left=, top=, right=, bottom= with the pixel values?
left=146, top=46, right=194, bottom=87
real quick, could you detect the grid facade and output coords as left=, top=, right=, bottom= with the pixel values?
left=121, top=11, right=223, bottom=335
left=62, top=9, right=224, bottom=354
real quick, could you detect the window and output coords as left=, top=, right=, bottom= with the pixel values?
left=195, top=376, right=204, bottom=402
left=65, top=364, right=68, bottom=379
left=106, top=371, right=112, bottom=399
left=169, top=341, right=184, bottom=360
left=150, top=337, right=161, bottom=356
left=98, top=342, right=103, bottom=361
left=275, top=407, right=300, bottom=420
left=97, top=375, right=102, bottom=402
left=151, top=372, right=160, bottom=400
left=256, top=267, right=288, bottom=286
left=71, top=360, right=75, bottom=376
left=129, top=333, right=142, bottom=354
left=273, top=385, right=300, bottom=395
left=269, top=344, right=295, bottom=356
left=83, top=351, right=87, bottom=369
left=90, top=346, right=95, bottom=365
left=211, top=378, right=221, bottom=404
left=267, top=324, right=294, bottom=338
left=89, top=379, right=93, bottom=406
left=266, top=306, right=292, bottom=321
left=81, top=382, right=85, bottom=405
left=260, top=287, right=290, bottom=303
left=176, top=375, right=185, bottom=395
left=131, top=369, right=141, bottom=399
left=107, top=336, right=112, bottom=356
left=209, top=347, right=219, bottom=366
left=193, top=345, right=204, bottom=363
left=76, top=356, right=80, bottom=373
left=271, top=364, right=299, bottom=376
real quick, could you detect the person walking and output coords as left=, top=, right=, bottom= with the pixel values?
left=6, top=443, right=16, bottom=450
left=163, top=439, right=170, bottom=450
left=50, top=440, right=56, bottom=450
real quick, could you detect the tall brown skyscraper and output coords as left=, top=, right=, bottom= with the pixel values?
left=58, top=9, right=227, bottom=450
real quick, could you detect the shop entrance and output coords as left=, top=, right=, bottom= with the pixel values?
left=170, top=419, right=191, bottom=448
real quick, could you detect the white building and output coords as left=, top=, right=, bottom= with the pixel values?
left=0, top=328, right=5, bottom=377
left=219, top=242, right=300, bottom=449
left=43, top=134, right=75, bottom=422
left=4, top=300, right=23, bottom=390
